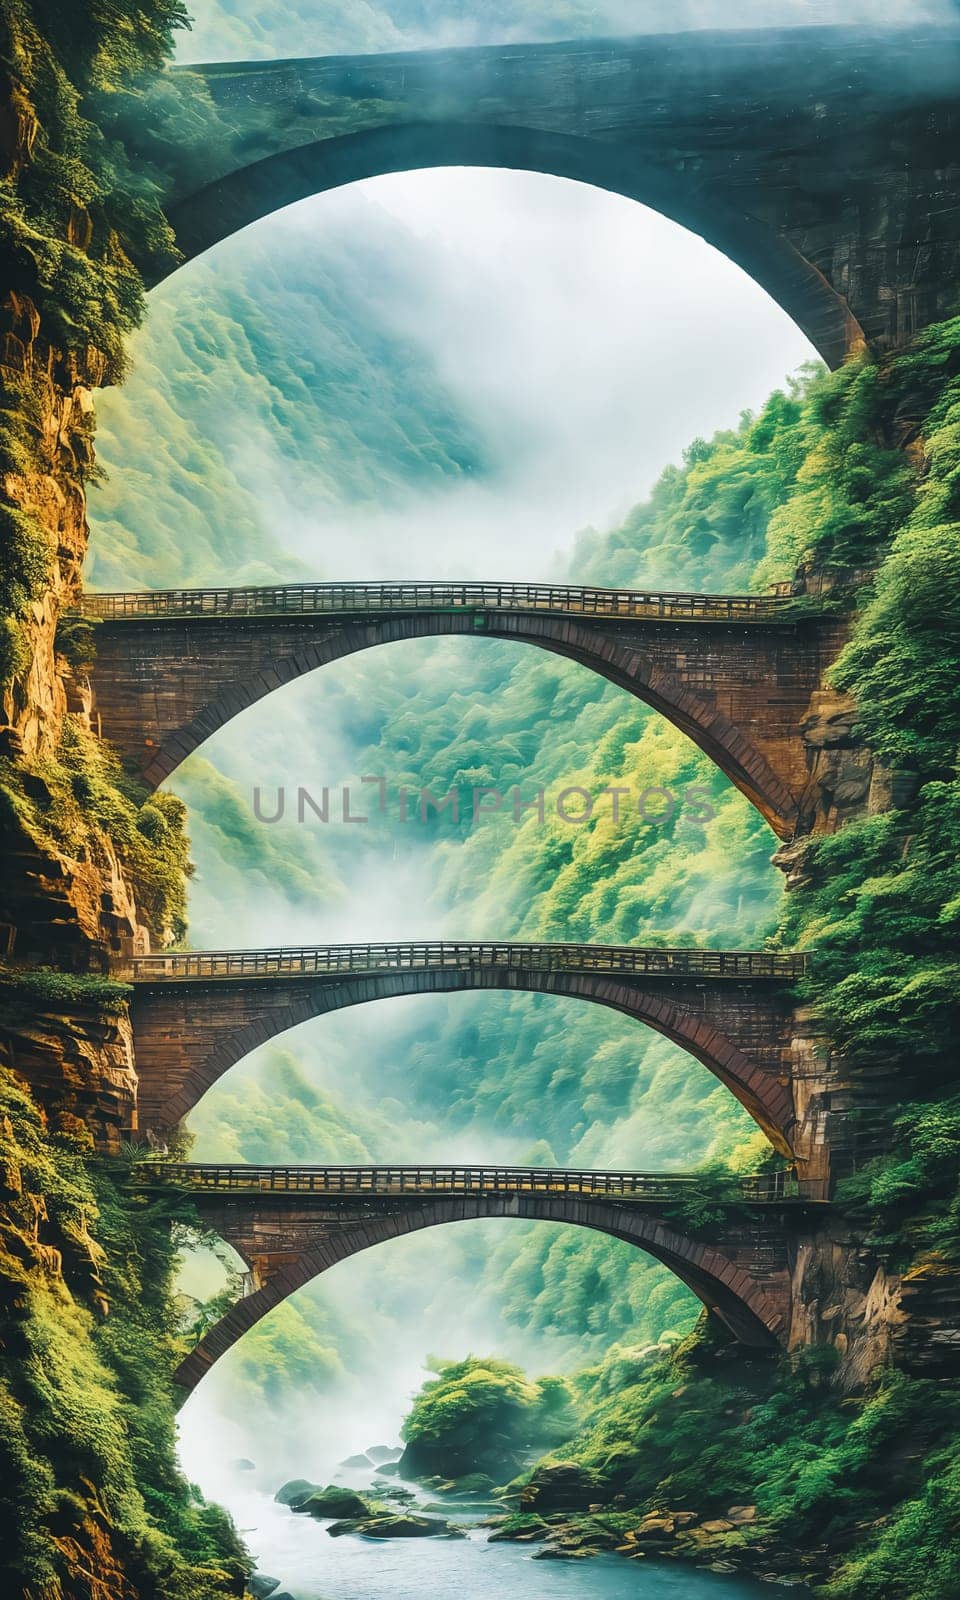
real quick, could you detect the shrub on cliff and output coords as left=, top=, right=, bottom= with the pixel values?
left=0, top=1067, right=248, bottom=1597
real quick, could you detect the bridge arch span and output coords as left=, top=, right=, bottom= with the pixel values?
left=131, top=613, right=801, bottom=836
left=161, top=119, right=857, bottom=369
left=145, top=968, right=795, bottom=1155
left=174, top=1194, right=786, bottom=1396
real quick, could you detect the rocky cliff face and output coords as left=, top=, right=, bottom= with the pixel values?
left=0, top=990, right=136, bottom=1152
left=0, top=280, right=152, bottom=1133
left=0, top=290, right=98, bottom=756
left=0, top=25, right=257, bottom=1594
left=773, top=558, right=960, bottom=1378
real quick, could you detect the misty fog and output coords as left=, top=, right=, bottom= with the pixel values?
left=177, top=0, right=959, bottom=65
left=119, top=174, right=814, bottom=583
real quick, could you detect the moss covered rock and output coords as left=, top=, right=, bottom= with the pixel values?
left=328, top=1513, right=463, bottom=1539
left=293, top=1484, right=371, bottom=1519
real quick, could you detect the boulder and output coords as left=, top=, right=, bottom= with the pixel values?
left=274, top=1479, right=319, bottom=1507
left=435, top=1472, right=496, bottom=1497
left=339, top=1453, right=372, bottom=1469
left=247, top=1577, right=281, bottom=1600
left=532, top=1546, right=592, bottom=1560
left=374, top=1461, right=400, bottom=1477
left=293, top=1485, right=370, bottom=1519
left=726, top=1504, right=758, bottom=1525
left=366, top=1444, right=402, bottom=1463
left=630, top=1514, right=677, bottom=1546
left=547, top=1519, right=620, bottom=1554
left=232, top=1458, right=256, bottom=1472
left=520, top=1462, right=604, bottom=1512
left=628, top=1509, right=698, bottom=1541
left=487, top=1520, right=550, bottom=1544
left=328, top=1513, right=463, bottom=1539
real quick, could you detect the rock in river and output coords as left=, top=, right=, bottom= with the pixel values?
left=292, top=1484, right=371, bottom=1519
left=274, top=1479, right=319, bottom=1507
left=328, top=1513, right=464, bottom=1540
left=247, top=1576, right=281, bottom=1599
left=434, top=1472, right=497, bottom=1497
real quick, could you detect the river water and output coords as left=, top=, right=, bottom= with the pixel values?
left=203, top=1473, right=799, bottom=1600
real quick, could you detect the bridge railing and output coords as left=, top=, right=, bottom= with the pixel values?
left=124, top=941, right=807, bottom=983
left=134, top=1162, right=796, bottom=1202
left=75, top=580, right=793, bottom=624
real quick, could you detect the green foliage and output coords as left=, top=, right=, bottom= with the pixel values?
left=835, top=1094, right=960, bottom=1260
left=577, top=374, right=813, bottom=592
left=0, top=963, right=129, bottom=1004
left=826, top=1435, right=960, bottom=1600
left=88, top=223, right=486, bottom=589
left=535, top=1328, right=960, bottom=1598
left=1, top=0, right=185, bottom=371
left=0, top=965, right=131, bottom=1031
left=0, top=505, right=50, bottom=684
left=208, top=1293, right=348, bottom=1411
left=827, top=320, right=960, bottom=770
left=55, top=611, right=98, bottom=672
left=0, top=615, right=31, bottom=683
left=779, top=780, right=960, bottom=1070
left=0, top=505, right=49, bottom=612
left=0, top=1069, right=246, bottom=1597
left=0, top=717, right=192, bottom=945
left=0, top=0, right=200, bottom=705
left=661, top=1160, right=766, bottom=1234
left=89, top=1169, right=250, bottom=1587
left=755, top=355, right=915, bottom=581
left=187, top=1046, right=394, bottom=1164
left=400, top=1355, right=575, bottom=1480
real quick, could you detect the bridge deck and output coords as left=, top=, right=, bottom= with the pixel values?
left=76, top=580, right=800, bottom=625
left=121, top=941, right=807, bottom=984
left=134, top=1162, right=805, bottom=1203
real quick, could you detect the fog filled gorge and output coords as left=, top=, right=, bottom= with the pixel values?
left=88, top=176, right=813, bottom=588
left=7, top=3, right=960, bottom=1596
left=82, top=150, right=820, bottom=1596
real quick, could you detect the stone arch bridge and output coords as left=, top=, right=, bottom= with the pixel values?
left=134, top=1162, right=824, bottom=1395
left=122, top=940, right=804, bottom=1161
left=77, top=582, right=843, bottom=838
left=155, top=26, right=960, bottom=365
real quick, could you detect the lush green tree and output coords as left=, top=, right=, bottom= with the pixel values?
left=400, top=1355, right=575, bottom=1480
